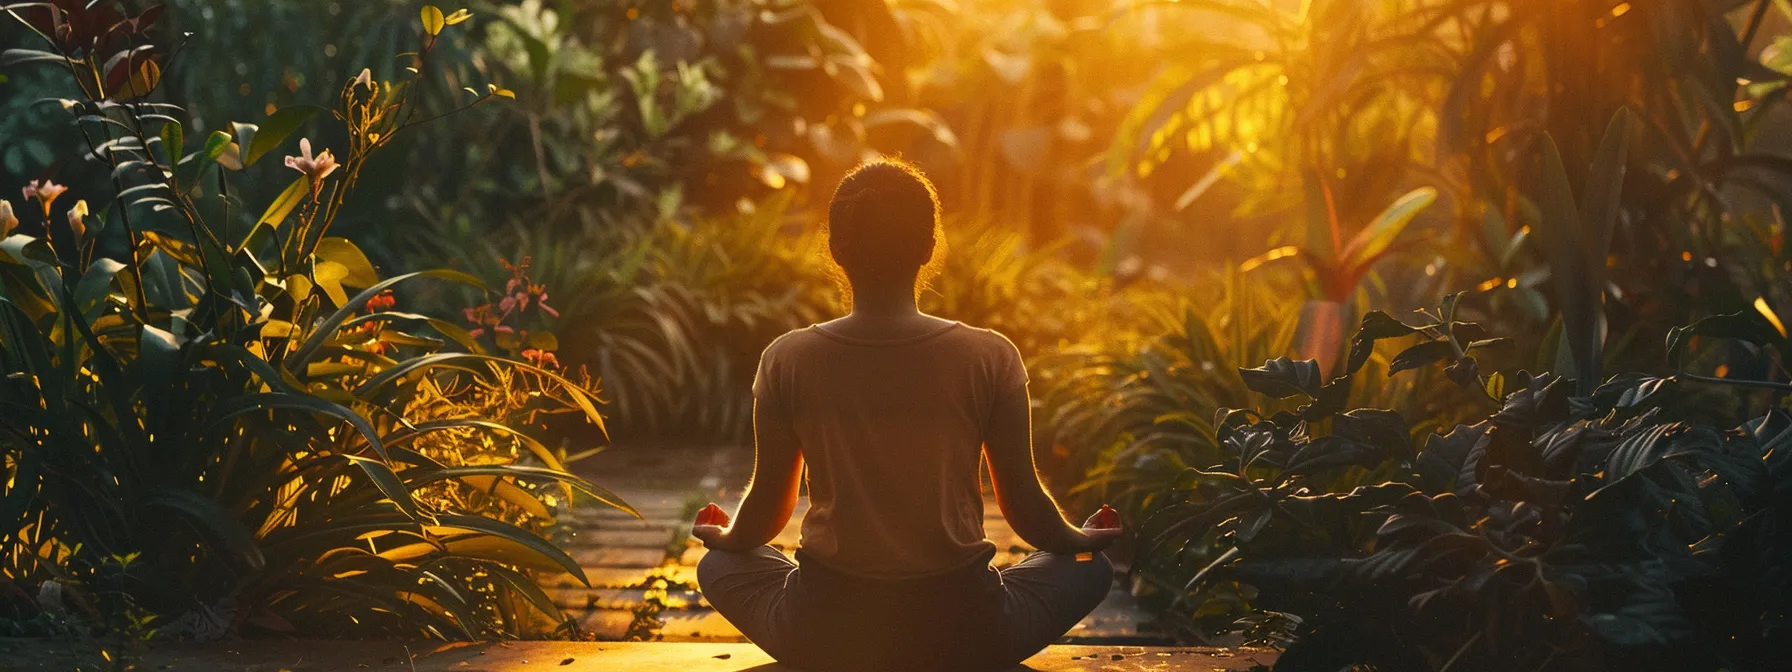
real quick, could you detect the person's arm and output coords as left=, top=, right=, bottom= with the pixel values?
left=985, top=381, right=1122, bottom=554
left=691, top=396, right=803, bottom=551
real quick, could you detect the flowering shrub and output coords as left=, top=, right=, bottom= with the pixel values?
left=0, top=3, right=628, bottom=640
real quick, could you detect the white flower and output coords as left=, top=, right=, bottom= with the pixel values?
left=352, top=68, right=374, bottom=91
left=284, top=138, right=340, bottom=184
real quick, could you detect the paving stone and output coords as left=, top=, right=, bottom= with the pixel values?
left=563, top=528, right=676, bottom=548
left=569, top=547, right=670, bottom=568
left=548, top=586, right=707, bottom=610
left=571, top=565, right=701, bottom=589
left=0, top=639, right=1278, bottom=671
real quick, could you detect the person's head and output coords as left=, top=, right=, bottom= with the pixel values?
left=824, top=158, right=945, bottom=304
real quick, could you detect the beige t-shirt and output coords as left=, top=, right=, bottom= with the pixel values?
left=753, top=321, right=1027, bottom=578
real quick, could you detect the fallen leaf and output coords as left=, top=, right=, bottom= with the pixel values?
left=713, top=653, right=732, bottom=659
left=560, top=657, right=575, bottom=665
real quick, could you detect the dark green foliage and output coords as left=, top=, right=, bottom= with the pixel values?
left=1, top=2, right=627, bottom=640
left=1144, top=308, right=1792, bottom=671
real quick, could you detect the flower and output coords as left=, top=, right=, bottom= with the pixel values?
left=22, top=180, right=67, bottom=216
left=352, top=68, right=374, bottom=91
left=365, top=290, right=396, bottom=312
left=66, top=200, right=89, bottom=242
left=521, top=348, right=559, bottom=369
left=0, top=200, right=16, bottom=237
left=284, top=138, right=339, bottom=184
left=536, top=289, right=559, bottom=318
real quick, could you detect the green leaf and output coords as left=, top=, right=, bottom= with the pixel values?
left=342, top=455, right=423, bottom=521
left=202, top=130, right=232, bottom=160
left=73, top=258, right=127, bottom=317
left=204, top=392, right=395, bottom=465
left=141, top=488, right=266, bottom=570
left=1666, top=310, right=1788, bottom=368
left=287, top=269, right=485, bottom=370
left=243, top=106, right=324, bottom=168
left=138, top=325, right=181, bottom=393
left=1341, top=186, right=1438, bottom=272
left=1344, top=311, right=1418, bottom=375
left=485, top=563, right=563, bottom=621
left=159, top=120, right=183, bottom=166
left=0, top=49, right=66, bottom=67
left=1389, top=340, right=1456, bottom=375
left=241, top=177, right=310, bottom=253
left=1239, top=357, right=1323, bottom=399
left=436, top=514, right=589, bottom=586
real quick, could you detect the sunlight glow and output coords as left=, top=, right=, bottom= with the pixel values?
left=1755, top=297, right=1788, bottom=338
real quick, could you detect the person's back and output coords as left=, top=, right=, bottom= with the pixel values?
left=757, top=321, right=1020, bottom=577
left=691, top=159, right=1122, bottom=671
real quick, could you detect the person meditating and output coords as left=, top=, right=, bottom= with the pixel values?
left=692, top=159, right=1123, bottom=671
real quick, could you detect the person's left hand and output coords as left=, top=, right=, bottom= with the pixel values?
left=691, top=503, right=731, bottom=547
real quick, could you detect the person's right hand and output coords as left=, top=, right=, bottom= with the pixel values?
left=1079, top=504, right=1124, bottom=550
left=692, top=503, right=731, bottom=547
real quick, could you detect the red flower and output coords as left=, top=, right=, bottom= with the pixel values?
left=365, top=291, right=396, bottom=312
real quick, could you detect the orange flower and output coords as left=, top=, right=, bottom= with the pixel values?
left=365, top=290, right=396, bottom=312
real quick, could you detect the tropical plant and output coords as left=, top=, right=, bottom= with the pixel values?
left=0, top=3, right=631, bottom=640
left=1139, top=300, right=1791, bottom=671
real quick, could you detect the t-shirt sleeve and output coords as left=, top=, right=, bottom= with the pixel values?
left=752, top=336, right=786, bottom=412
left=989, top=331, right=1030, bottom=404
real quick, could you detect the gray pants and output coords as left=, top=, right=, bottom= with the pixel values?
left=697, top=546, right=1113, bottom=669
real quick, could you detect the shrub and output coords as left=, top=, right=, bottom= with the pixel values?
left=0, top=3, right=630, bottom=640
left=1141, top=301, right=1791, bottom=671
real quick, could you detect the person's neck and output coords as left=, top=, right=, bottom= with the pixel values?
left=848, top=282, right=919, bottom=320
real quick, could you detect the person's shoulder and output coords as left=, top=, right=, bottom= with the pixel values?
left=953, top=322, right=1022, bottom=356
left=761, top=325, right=824, bottom=359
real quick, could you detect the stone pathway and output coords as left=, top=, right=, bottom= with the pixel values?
left=559, top=445, right=1164, bottom=644
left=1, top=639, right=1277, bottom=671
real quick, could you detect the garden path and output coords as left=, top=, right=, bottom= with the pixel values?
left=2, top=639, right=1277, bottom=671
left=561, top=445, right=1163, bottom=644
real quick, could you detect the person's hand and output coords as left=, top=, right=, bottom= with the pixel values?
left=691, top=503, right=731, bottom=547
left=1079, top=504, right=1124, bottom=550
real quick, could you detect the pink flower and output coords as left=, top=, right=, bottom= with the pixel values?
left=284, top=138, right=339, bottom=184
left=498, top=295, right=516, bottom=313
left=22, top=180, right=67, bottom=216
left=522, top=348, right=559, bottom=369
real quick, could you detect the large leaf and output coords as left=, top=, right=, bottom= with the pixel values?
left=1239, top=357, right=1323, bottom=399
left=1535, top=109, right=1632, bottom=396
left=204, top=392, right=394, bottom=464
left=434, top=514, right=589, bottom=586
left=1340, top=186, right=1438, bottom=272
left=140, top=488, right=266, bottom=570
